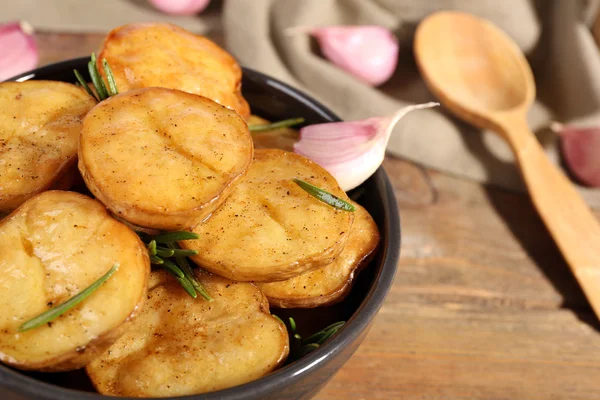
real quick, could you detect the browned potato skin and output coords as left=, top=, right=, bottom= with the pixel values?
left=86, top=270, right=289, bottom=397
left=78, top=87, right=253, bottom=230
left=182, top=149, right=354, bottom=282
left=0, top=191, right=150, bottom=372
left=98, top=23, right=250, bottom=119
left=257, top=202, right=380, bottom=308
left=0, top=81, right=96, bottom=212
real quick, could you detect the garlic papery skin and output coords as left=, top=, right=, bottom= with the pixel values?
left=0, top=21, right=38, bottom=81
left=294, top=102, right=439, bottom=191
left=287, top=25, right=399, bottom=86
left=148, top=0, right=211, bottom=15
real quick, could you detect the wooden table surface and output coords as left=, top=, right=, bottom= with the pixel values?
left=34, top=31, right=600, bottom=400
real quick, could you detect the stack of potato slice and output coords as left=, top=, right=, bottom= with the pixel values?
left=0, top=22, right=380, bottom=398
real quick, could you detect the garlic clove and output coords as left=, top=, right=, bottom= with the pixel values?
left=288, top=25, right=399, bottom=86
left=294, top=102, right=439, bottom=191
left=0, top=21, right=38, bottom=81
left=148, top=0, right=211, bottom=15
left=559, top=125, right=600, bottom=187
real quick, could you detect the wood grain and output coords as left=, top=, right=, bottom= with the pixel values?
left=32, top=30, right=600, bottom=400
left=319, top=157, right=600, bottom=400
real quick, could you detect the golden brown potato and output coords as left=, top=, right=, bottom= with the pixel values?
left=78, top=87, right=253, bottom=230
left=182, top=149, right=354, bottom=282
left=0, top=81, right=96, bottom=212
left=257, top=202, right=379, bottom=308
left=86, top=270, right=288, bottom=397
left=98, top=22, right=250, bottom=119
left=0, top=191, right=150, bottom=372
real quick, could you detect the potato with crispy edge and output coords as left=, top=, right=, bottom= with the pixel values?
left=257, top=202, right=379, bottom=308
left=78, top=87, right=253, bottom=230
left=0, top=191, right=150, bottom=372
left=182, top=149, right=354, bottom=282
left=86, top=270, right=288, bottom=397
left=98, top=22, right=250, bottom=119
left=0, top=81, right=96, bottom=212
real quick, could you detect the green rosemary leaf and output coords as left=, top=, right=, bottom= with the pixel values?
left=177, top=255, right=212, bottom=301
left=164, top=243, right=212, bottom=301
left=249, top=118, right=305, bottom=132
left=272, top=315, right=284, bottom=325
left=315, top=324, right=344, bottom=345
left=19, top=263, right=119, bottom=332
left=150, top=255, right=164, bottom=265
left=176, top=276, right=197, bottom=298
left=147, top=240, right=157, bottom=256
left=155, top=247, right=175, bottom=258
left=102, top=58, right=119, bottom=96
left=299, top=343, right=320, bottom=356
left=288, top=317, right=297, bottom=333
left=161, top=259, right=184, bottom=279
left=73, top=69, right=98, bottom=101
left=88, top=53, right=108, bottom=101
left=303, top=321, right=345, bottom=344
left=170, top=248, right=198, bottom=257
left=293, top=179, right=355, bottom=212
left=156, top=246, right=197, bottom=258
left=151, top=231, right=199, bottom=243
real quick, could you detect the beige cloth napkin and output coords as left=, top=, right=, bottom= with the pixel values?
left=223, top=0, right=600, bottom=208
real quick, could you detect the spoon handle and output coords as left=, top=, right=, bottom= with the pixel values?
left=502, top=116, right=600, bottom=316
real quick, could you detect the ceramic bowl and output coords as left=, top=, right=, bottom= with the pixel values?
left=1, top=58, right=401, bottom=400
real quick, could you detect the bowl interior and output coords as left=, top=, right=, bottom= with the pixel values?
left=1, top=59, right=400, bottom=400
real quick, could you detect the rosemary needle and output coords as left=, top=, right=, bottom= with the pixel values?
left=152, top=231, right=199, bottom=243
left=73, top=53, right=119, bottom=102
left=249, top=117, right=305, bottom=132
left=102, top=58, right=119, bottom=96
left=156, top=246, right=197, bottom=257
left=19, top=263, right=119, bottom=332
left=142, top=231, right=211, bottom=301
left=147, top=240, right=157, bottom=256
left=161, top=259, right=185, bottom=279
left=88, top=53, right=108, bottom=100
left=155, top=247, right=175, bottom=258
left=73, top=69, right=97, bottom=100
left=293, top=179, right=355, bottom=212
left=277, top=317, right=346, bottom=362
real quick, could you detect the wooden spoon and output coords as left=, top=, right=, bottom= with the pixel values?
left=414, top=11, right=600, bottom=318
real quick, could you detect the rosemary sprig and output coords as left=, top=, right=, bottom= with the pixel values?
left=293, top=179, right=356, bottom=212
left=276, top=316, right=345, bottom=362
left=19, top=263, right=119, bottom=332
left=73, top=52, right=118, bottom=102
left=140, top=231, right=212, bottom=301
left=249, top=118, right=305, bottom=132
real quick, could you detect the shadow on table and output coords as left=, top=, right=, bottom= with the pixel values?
left=455, top=122, right=600, bottom=332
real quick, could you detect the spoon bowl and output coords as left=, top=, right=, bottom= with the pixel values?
left=415, top=11, right=600, bottom=321
left=415, top=11, right=534, bottom=129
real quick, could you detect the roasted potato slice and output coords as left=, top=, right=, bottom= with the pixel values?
left=78, top=87, right=253, bottom=230
left=257, top=202, right=379, bottom=308
left=86, top=270, right=288, bottom=397
left=0, top=191, right=150, bottom=372
left=98, top=22, right=250, bottom=119
left=182, top=149, right=354, bottom=281
left=0, top=81, right=96, bottom=212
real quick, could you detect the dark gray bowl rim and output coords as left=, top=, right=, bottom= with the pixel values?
left=2, top=58, right=401, bottom=400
